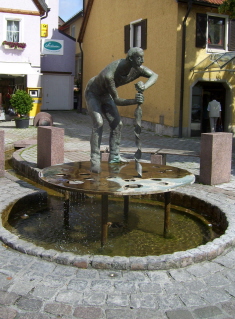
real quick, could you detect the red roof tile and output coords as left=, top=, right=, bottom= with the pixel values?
left=194, top=0, right=224, bottom=4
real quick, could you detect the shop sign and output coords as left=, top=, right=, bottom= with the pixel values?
left=42, top=39, right=64, bottom=55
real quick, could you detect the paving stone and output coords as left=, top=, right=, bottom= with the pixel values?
left=203, top=273, right=231, bottom=288
left=106, top=293, right=130, bottom=307
left=67, top=279, right=88, bottom=291
left=55, top=290, right=83, bottom=305
left=122, top=271, right=147, bottom=281
left=178, top=292, right=208, bottom=307
left=136, top=308, right=167, bottom=319
left=83, top=292, right=106, bottom=306
left=105, top=308, right=135, bottom=319
left=73, top=306, right=103, bottom=319
left=44, top=302, right=73, bottom=316
left=138, top=282, right=162, bottom=293
left=168, top=269, right=195, bottom=282
left=16, top=313, right=51, bottom=319
left=16, top=297, right=43, bottom=311
left=130, top=293, right=157, bottom=309
left=201, top=287, right=232, bottom=303
left=98, top=270, right=122, bottom=280
left=220, top=300, right=235, bottom=317
left=146, top=271, right=171, bottom=283
left=90, top=280, right=113, bottom=292
left=0, top=306, right=18, bottom=319
left=30, top=284, right=59, bottom=299
left=76, top=269, right=98, bottom=279
left=114, top=281, right=137, bottom=293
left=166, top=309, right=194, bottom=319
left=0, top=290, right=19, bottom=305
left=193, top=305, right=223, bottom=318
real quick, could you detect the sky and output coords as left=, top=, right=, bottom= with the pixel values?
left=59, top=0, right=83, bottom=22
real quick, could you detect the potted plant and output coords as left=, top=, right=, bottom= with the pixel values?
left=10, top=90, right=33, bottom=128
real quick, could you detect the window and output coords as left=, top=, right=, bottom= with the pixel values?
left=7, top=20, right=20, bottom=42
left=196, top=13, right=235, bottom=51
left=208, top=16, right=225, bottom=50
left=71, top=25, right=75, bottom=38
left=124, top=19, right=147, bottom=53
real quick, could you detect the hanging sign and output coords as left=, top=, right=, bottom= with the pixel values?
left=42, top=39, right=64, bottom=55
left=41, top=24, right=48, bottom=37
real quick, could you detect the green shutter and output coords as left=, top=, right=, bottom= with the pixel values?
left=228, top=20, right=235, bottom=51
left=124, top=24, right=130, bottom=53
left=141, top=19, right=147, bottom=50
left=196, top=13, right=207, bottom=48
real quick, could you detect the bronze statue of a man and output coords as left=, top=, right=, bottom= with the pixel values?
left=85, top=47, right=158, bottom=173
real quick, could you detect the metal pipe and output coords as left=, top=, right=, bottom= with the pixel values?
left=164, top=191, right=171, bottom=237
left=179, top=0, right=193, bottom=138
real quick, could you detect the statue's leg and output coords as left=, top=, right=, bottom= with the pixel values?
left=102, top=95, right=124, bottom=163
left=85, top=91, right=103, bottom=173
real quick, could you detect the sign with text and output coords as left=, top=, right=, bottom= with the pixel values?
left=42, top=39, right=64, bottom=55
left=41, top=24, right=48, bottom=37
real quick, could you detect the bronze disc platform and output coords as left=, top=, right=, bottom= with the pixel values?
left=40, top=161, right=195, bottom=246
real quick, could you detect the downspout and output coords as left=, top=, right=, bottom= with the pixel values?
left=179, top=0, right=192, bottom=137
left=78, top=42, right=83, bottom=113
left=77, top=0, right=94, bottom=113
left=77, top=0, right=86, bottom=113
left=41, top=8, right=50, bottom=20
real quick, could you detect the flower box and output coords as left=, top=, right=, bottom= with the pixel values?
left=2, top=41, right=26, bottom=50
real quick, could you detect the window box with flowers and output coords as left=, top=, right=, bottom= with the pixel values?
left=2, top=41, right=26, bottom=50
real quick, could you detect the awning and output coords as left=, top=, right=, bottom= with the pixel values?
left=190, top=52, right=235, bottom=73
left=0, top=62, right=40, bottom=75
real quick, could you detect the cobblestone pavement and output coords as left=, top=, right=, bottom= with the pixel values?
left=1, top=111, right=235, bottom=318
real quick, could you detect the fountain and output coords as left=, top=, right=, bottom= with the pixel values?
left=1, top=48, right=233, bottom=270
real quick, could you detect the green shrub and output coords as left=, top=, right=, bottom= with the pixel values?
left=10, top=90, right=33, bottom=118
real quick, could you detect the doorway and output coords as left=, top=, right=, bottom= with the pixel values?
left=191, top=81, right=227, bottom=137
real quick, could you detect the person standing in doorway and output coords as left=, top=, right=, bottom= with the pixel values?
left=207, top=95, right=221, bottom=133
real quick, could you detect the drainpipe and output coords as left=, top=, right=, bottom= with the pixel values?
left=41, top=8, right=50, bottom=20
left=78, top=42, right=83, bottom=113
left=179, top=0, right=192, bottom=138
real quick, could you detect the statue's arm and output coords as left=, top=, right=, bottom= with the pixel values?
left=107, top=76, right=140, bottom=106
left=136, top=66, right=158, bottom=91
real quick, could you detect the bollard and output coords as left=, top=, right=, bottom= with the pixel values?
left=200, top=132, right=233, bottom=185
left=37, top=126, right=64, bottom=169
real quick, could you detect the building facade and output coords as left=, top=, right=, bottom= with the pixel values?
left=0, top=0, right=47, bottom=112
left=79, top=0, right=235, bottom=137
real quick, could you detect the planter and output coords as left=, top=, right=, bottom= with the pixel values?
left=15, top=118, right=29, bottom=129
left=3, top=45, right=11, bottom=49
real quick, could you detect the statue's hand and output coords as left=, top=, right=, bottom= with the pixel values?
left=135, top=93, right=144, bottom=104
left=135, top=81, right=145, bottom=93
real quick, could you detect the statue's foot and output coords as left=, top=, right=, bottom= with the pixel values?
left=109, top=156, right=129, bottom=164
left=91, top=162, right=101, bottom=173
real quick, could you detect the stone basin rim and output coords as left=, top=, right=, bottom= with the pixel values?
left=3, top=148, right=234, bottom=270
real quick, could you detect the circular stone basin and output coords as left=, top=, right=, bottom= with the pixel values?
left=2, top=191, right=226, bottom=260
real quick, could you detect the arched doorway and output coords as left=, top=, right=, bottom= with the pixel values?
left=191, top=81, right=228, bottom=137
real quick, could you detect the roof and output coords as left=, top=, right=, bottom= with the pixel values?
left=59, top=10, right=83, bottom=31
left=194, top=0, right=224, bottom=4
left=177, top=0, right=225, bottom=6
left=32, top=0, right=49, bottom=16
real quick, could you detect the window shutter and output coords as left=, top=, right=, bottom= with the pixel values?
left=124, top=24, right=130, bottom=53
left=140, top=19, right=147, bottom=50
left=196, top=13, right=207, bottom=48
left=228, top=20, right=235, bottom=51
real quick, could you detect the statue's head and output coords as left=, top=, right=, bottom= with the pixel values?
left=127, top=47, right=144, bottom=67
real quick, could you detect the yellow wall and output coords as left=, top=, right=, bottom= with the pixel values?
left=181, top=3, right=235, bottom=134
left=82, top=0, right=179, bottom=127
left=82, top=0, right=235, bottom=135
